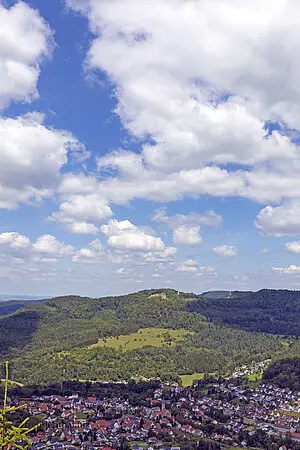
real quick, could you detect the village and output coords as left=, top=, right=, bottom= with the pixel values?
left=7, top=376, right=300, bottom=450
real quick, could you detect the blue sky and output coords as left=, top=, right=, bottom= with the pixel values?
left=1, top=0, right=300, bottom=297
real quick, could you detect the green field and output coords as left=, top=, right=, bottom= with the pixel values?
left=180, top=372, right=204, bottom=387
left=89, top=327, right=192, bottom=351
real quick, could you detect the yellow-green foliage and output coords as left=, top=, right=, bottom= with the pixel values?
left=180, top=372, right=205, bottom=387
left=0, top=362, right=39, bottom=450
left=89, top=327, right=193, bottom=351
left=248, top=371, right=263, bottom=382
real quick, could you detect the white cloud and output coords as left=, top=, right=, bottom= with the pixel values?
left=260, top=248, right=270, bottom=255
left=255, top=200, right=300, bottom=237
left=272, top=265, right=300, bottom=275
left=212, top=245, right=238, bottom=258
left=245, top=168, right=300, bottom=204
left=0, top=232, right=30, bottom=249
left=32, top=257, right=58, bottom=264
left=66, top=222, right=99, bottom=235
left=142, top=247, right=177, bottom=263
left=197, top=266, right=217, bottom=278
left=0, top=114, right=86, bottom=209
left=0, top=1, right=52, bottom=109
left=108, top=233, right=164, bottom=251
left=100, top=219, right=166, bottom=251
left=177, top=259, right=198, bottom=273
left=68, top=0, right=300, bottom=165
left=32, top=235, right=74, bottom=257
left=173, top=225, right=202, bottom=246
left=101, top=219, right=136, bottom=237
left=63, top=0, right=300, bottom=223
left=51, top=193, right=112, bottom=233
left=58, top=166, right=244, bottom=211
left=153, top=208, right=222, bottom=229
left=177, top=259, right=216, bottom=276
left=286, top=241, right=300, bottom=254
left=73, top=239, right=106, bottom=263
left=198, top=266, right=216, bottom=274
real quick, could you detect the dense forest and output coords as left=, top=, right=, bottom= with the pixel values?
left=0, top=289, right=299, bottom=385
left=188, top=289, right=300, bottom=336
left=263, top=357, right=300, bottom=391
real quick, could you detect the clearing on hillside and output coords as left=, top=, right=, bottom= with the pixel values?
left=180, top=372, right=204, bottom=387
left=89, top=327, right=192, bottom=351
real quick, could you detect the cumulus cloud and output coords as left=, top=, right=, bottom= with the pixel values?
left=0, top=114, right=86, bottom=210
left=0, top=232, right=30, bottom=249
left=286, top=241, right=300, bottom=254
left=177, top=259, right=198, bottom=273
left=152, top=208, right=222, bottom=229
left=73, top=239, right=106, bottom=263
left=173, top=225, right=202, bottom=246
left=272, top=265, right=300, bottom=275
left=32, top=234, right=74, bottom=257
left=66, top=222, right=99, bottom=235
left=198, top=266, right=216, bottom=276
left=100, top=219, right=166, bottom=251
left=142, top=247, right=177, bottom=264
left=51, top=193, right=112, bottom=233
left=152, top=208, right=222, bottom=246
left=177, top=259, right=216, bottom=275
left=0, top=5, right=88, bottom=213
left=255, top=200, right=300, bottom=237
left=0, top=1, right=52, bottom=109
left=64, top=0, right=300, bottom=214
left=0, top=232, right=75, bottom=273
left=58, top=166, right=245, bottom=209
left=68, top=0, right=300, bottom=160
left=212, top=245, right=238, bottom=258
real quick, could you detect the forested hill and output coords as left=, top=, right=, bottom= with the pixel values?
left=0, top=288, right=299, bottom=385
left=263, top=358, right=300, bottom=391
left=187, top=289, right=300, bottom=336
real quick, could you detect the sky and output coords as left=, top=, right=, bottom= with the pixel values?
left=2, top=0, right=300, bottom=297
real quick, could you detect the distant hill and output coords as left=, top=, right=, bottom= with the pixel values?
left=188, top=289, right=300, bottom=336
left=0, top=288, right=299, bottom=386
left=0, top=301, right=32, bottom=317
left=0, top=298, right=47, bottom=318
left=200, top=290, right=251, bottom=299
left=0, top=295, right=50, bottom=302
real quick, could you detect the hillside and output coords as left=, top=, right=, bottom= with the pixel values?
left=188, top=289, right=300, bottom=336
left=263, top=358, right=300, bottom=391
left=0, top=288, right=299, bottom=385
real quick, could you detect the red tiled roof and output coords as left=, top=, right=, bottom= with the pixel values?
left=95, top=420, right=110, bottom=428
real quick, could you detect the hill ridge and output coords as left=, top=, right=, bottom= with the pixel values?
left=0, top=288, right=299, bottom=385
